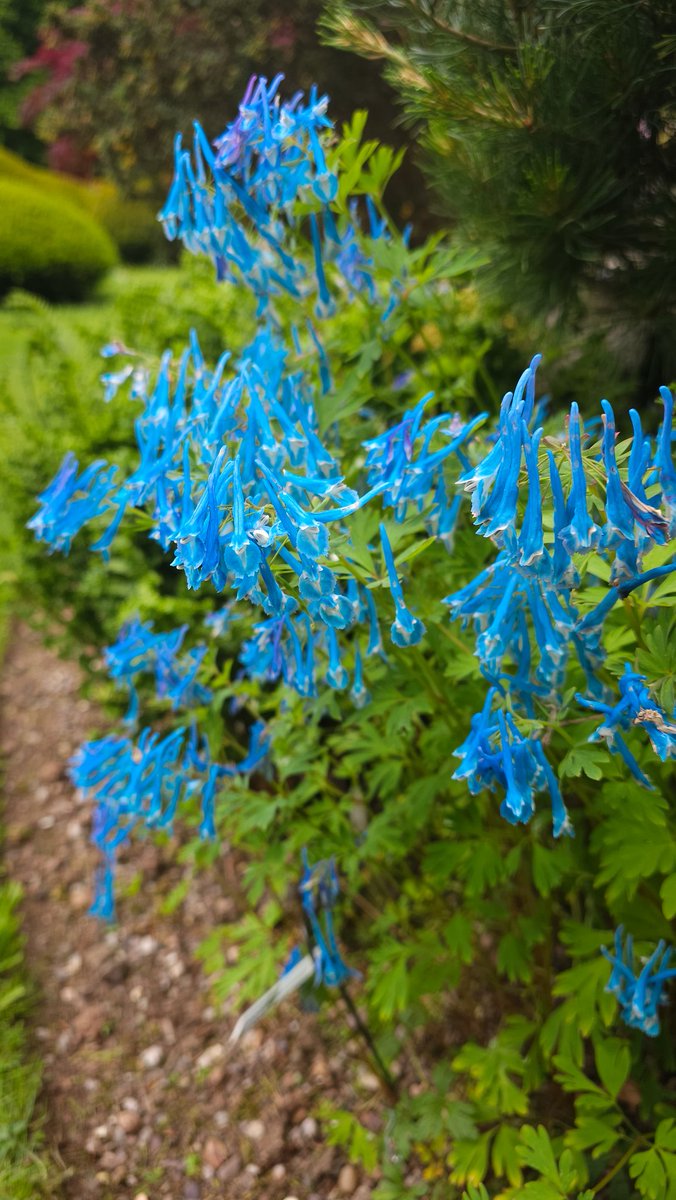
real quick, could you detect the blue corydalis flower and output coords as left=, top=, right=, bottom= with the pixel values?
left=602, top=927, right=676, bottom=1037
left=29, top=453, right=118, bottom=553
left=158, top=74, right=341, bottom=306
left=452, top=689, right=572, bottom=838
left=576, top=663, right=676, bottom=784
left=299, top=850, right=357, bottom=988
left=104, top=618, right=211, bottom=718
left=658, top=386, right=676, bottom=536
left=559, top=402, right=599, bottom=554
left=379, top=523, right=425, bottom=647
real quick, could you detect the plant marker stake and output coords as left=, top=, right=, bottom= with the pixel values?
left=228, top=952, right=315, bottom=1043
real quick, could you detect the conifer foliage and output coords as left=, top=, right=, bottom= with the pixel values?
left=325, top=1, right=676, bottom=389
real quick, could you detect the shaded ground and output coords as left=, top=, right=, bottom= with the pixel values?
left=0, top=624, right=380, bottom=1200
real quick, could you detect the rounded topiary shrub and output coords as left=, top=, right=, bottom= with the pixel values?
left=84, top=184, right=162, bottom=264
left=0, top=179, right=117, bottom=301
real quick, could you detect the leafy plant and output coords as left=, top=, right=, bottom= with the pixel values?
left=20, top=77, right=676, bottom=1200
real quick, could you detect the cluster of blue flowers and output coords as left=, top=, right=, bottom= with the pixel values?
left=603, top=927, right=676, bottom=1036
left=70, top=716, right=270, bottom=920
left=158, top=73, right=395, bottom=312
left=104, top=617, right=211, bottom=723
left=69, top=724, right=227, bottom=919
left=577, top=663, right=676, bottom=787
left=446, top=356, right=676, bottom=835
left=31, top=78, right=676, bottom=1027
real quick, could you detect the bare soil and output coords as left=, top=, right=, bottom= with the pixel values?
left=0, top=623, right=382, bottom=1200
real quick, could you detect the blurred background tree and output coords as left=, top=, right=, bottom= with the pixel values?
left=0, top=0, right=49, bottom=158
left=11, top=0, right=419, bottom=224
left=324, top=0, right=676, bottom=404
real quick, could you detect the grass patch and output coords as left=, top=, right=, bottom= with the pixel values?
left=0, top=880, right=58, bottom=1197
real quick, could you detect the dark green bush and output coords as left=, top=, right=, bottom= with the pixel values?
left=0, top=178, right=117, bottom=300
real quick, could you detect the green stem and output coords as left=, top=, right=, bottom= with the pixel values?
left=339, top=983, right=399, bottom=1103
left=592, top=1136, right=643, bottom=1195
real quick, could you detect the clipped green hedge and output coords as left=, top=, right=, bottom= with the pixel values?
left=84, top=183, right=162, bottom=263
left=0, top=148, right=161, bottom=263
left=0, top=179, right=117, bottom=301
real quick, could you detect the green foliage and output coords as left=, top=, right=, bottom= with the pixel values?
left=83, top=183, right=162, bottom=263
left=0, top=146, right=161, bottom=262
left=5, top=130, right=675, bottom=1200
left=325, top=1, right=676, bottom=403
left=0, top=178, right=117, bottom=301
left=0, top=882, right=57, bottom=1197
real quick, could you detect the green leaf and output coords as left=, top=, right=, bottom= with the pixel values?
left=656, top=1120, right=676, bottom=1153
left=518, top=1125, right=562, bottom=1186
left=553, top=1055, right=605, bottom=1098
left=566, top=1114, right=622, bottom=1158
left=629, top=1147, right=668, bottom=1200
left=558, top=744, right=608, bottom=781
left=594, top=1037, right=631, bottom=1097
left=448, top=1132, right=492, bottom=1187
left=661, top=875, right=676, bottom=920
left=492, top=1123, right=523, bottom=1187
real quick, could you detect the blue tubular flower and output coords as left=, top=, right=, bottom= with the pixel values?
left=158, top=75, right=343, bottom=306
left=497, top=710, right=535, bottom=827
left=518, top=427, right=545, bottom=568
left=599, top=400, right=635, bottom=557
left=452, top=689, right=572, bottom=836
left=223, top=456, right=262, bottom=586
left=101, top=364, right=133, bottom=402
left=299, top=850, right=357, bottom=988
left=73, top=713, right=269, bottom=915
left=350, top=645, right=370, bottom=709
left=576, top=663, right=676, bottom=780
left=379, top=523, right=425, bottom=647
left=363, top=397, right=485, bottom=526
left=28, top=453, right=118, bottom=552
left=104, top=618, right=211, bottom=715
left=459, top=358, right=540, bottom=542
left=559, top=402, right=599, bottom=553
left=602, top=927, right=676, bottom=1036
left=325, top=626, right=349, bottom=689
left=657, top=387, right=676, bottom=536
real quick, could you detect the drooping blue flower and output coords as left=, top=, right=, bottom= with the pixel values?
left=379, top=523, right=425, bottom=647
left=299, top=850, right=357, bottom=987
left=559, top=402, right=599, bottom=554
left=452, top=689, right=572, bottom=837
left=657, top=386, right=676, bottom=536
left=104, top=618, right=211, bottom=719
left=602, top=927, right=676, bottom=1036
left=28, top=453, right=118, bottom=553
left=576, top=663, right=676, bottom=781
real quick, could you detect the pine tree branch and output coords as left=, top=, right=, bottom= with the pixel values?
left=403, top=0, right=517, bottom=55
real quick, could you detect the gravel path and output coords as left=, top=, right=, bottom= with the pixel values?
left=0, top=623, right=379, bottom=1200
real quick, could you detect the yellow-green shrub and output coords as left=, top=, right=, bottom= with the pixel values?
left=0, top=179, right=117, bottom=301
left=83, top=183, right=162, bottom=263
left=0, top=148, right=160, bottom=262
